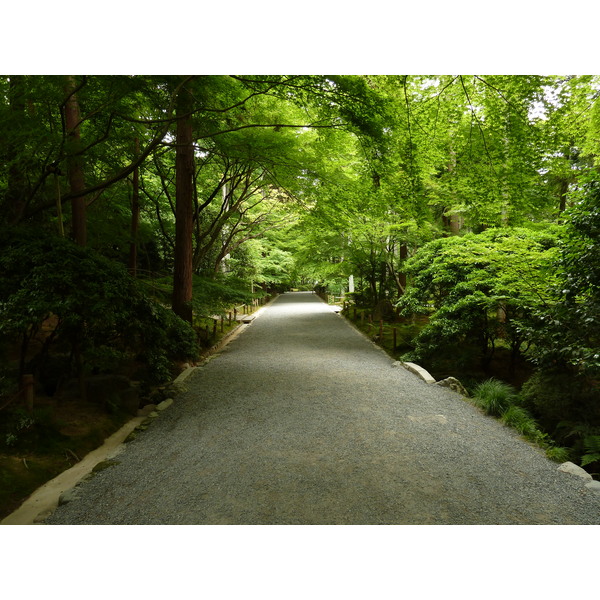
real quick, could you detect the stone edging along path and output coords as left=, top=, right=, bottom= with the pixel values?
left=399, top=357, right=600, bottom=495
left=399, top=358, right=600, bottom=494
left=0, top=299, right=276, bottom=526
left=335, top=306, right=600, bottom=498
left=4, top=293, right=598, bottom=525
left=0, top=367, right=197, bottom=525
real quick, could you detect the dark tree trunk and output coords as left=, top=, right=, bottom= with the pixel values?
left=64, top=76, right=87, bottom=246
left=172, top=81, right=195, bottom=323
left=558, top=178, right=568, bottom=213
left=398, top=243, right=408, bottom=294
left=128, top=137, right=140, bottom=276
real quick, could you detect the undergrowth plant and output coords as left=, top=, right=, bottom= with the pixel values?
left=472, top=378, right=571, bottom=462
left=472, top=379, right=517, bottom=417
left=581, top=435, right=600, bottom=467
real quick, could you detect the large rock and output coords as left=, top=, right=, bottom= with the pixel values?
left=557, top=462, right=593, bottom=481
left=435, top=377, right=469, bottom=397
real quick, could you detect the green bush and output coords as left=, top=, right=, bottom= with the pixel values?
left=545, top=446, right=572, bottom=463
left=397, top=227, right=561, bottom=367
left=501, top=405, right=540, bottom=437
left=520, top=371, right=600, bottom=431
left=0, top=227, right=198, bottom=388
left=472, top=378, right=517, bottom=417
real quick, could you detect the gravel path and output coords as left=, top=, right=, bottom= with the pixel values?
left=44, top=292, right=600, bottom=524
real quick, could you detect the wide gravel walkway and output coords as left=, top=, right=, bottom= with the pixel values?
left=45, top=292, right=600, bottom=524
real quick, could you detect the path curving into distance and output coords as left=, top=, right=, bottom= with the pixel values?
left=44, top=292, right=600, bottom=524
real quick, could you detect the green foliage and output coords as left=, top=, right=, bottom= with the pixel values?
left=501, top=405, right=541, bottom=437
left=472, top=378, right=517, bottom=417
left=545, top=446, right=572, bottom=463
left=191, top=275, right=254, bottom=315
left=530, top=173, right=600, bottom=378
left=0, top=227, right=198, bottom=387
left=581, top=435, right=600, bottom=467
left=397, top=227, right=560, bottom=366
left=0, top=406, right=63, bottom=453
left=520, top=371, right=600, bottom=431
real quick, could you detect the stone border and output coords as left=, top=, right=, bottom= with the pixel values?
left=1, top=298, right=278, bottom=525
left=395, top=361, right=436, bottom=384
left=0, top=414, right=147, bottom=525
left=557, top=461, right=600, bottom=494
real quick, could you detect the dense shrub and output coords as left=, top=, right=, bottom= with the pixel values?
left=0, top=227, right=198, bottom=388
left=520, top=371, right=600, bottom=432
left=397, top=227, right=561, bottom=367
left=520, top=175, right=600, bottom=438
left=472, top=378, right=517, bottom=417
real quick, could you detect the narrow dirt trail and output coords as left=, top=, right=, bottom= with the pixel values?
left=43, top=292, right=600, bottom=524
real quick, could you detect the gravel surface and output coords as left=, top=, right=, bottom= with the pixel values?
left=44, top=292, right=600, bottom=524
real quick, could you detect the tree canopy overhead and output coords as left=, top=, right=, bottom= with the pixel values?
left=1, top=75, right=600, bottom=419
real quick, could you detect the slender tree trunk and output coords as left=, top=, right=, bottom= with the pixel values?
left=398, top=243, right=408, bottom=294
left=64, top=76, right=87, bottom=246
left=558, top=178, right=569, bottom=214
left=172, top=81, right=195, bottom=323
left=128, top=137, right=140, bottom=276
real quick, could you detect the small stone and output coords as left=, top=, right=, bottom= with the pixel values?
left=585, top=480, right=600, bottom=493
left=435, top=377, right=469, bottom=397
left=58, top=488, right=80, bottom=506
left=557, top=462, right=593, bottom=480
left=156, top=398, right=174, bottom=411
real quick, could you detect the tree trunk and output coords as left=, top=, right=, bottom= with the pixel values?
left=172, top=81, right=195, bottom=323
left=128, top=136, right=140, bottom=276
left=398, top=243, right=408, bottom=294
left=64, top=76, right=87, bottom=246
left=558, top=178, right=569, bottom=214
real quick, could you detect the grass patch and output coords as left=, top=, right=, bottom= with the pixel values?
left=472, top=379, right=517, bottom=417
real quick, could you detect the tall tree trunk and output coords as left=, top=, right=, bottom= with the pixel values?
left=64, top=76, right=87, bottom=246
left=398, top=243, right=408, bottom=294
left=558, top=178, right=569, bottom=214
left=128, top=137, right=140, bottom=276
left=172, top=81, right=195, bottom=323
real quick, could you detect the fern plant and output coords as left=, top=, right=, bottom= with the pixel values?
left=581, top=435, right=600, bottom=467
